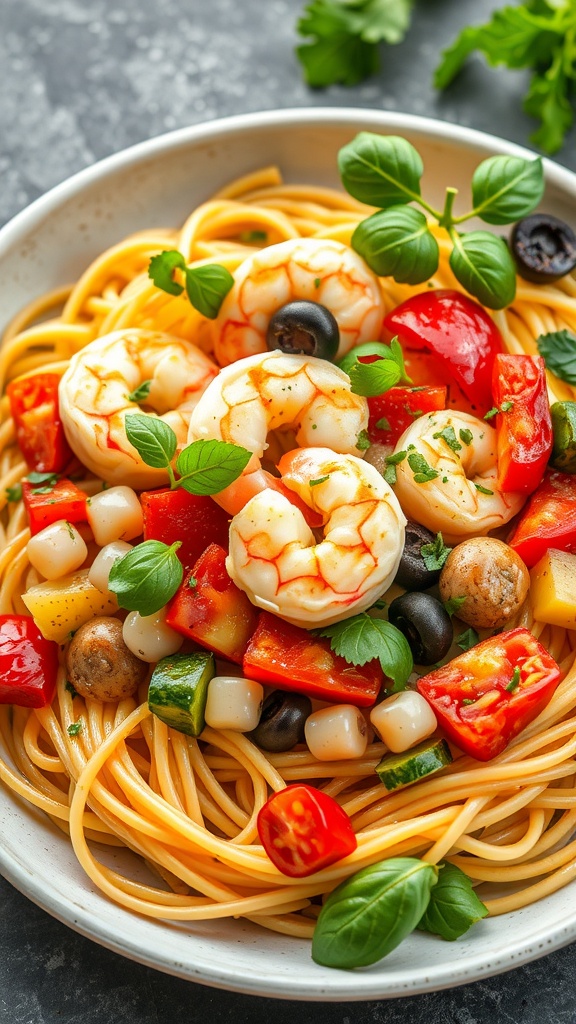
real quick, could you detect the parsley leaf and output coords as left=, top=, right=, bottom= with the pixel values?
left=296, top=0, right=414, bottom=87
left=127, top=379, right=152, bottom=403
left=67, top=721, right=83, bottom=736
left=506, top=666, right=521, bottom=692
left=418, top=862, right=488, bottom=941
left=407, top=451, right=439, bottom=483
left=309, top=475, right=330, bottom=487
left=432, top=425, right=462, bottom=453
left=27, top=471, right=59, bottom=487
left=320, top=612, right=413, bottom=690
left=356, top=429, right=371, bottom=451
left=475, top=483, right=494, bottom=496
left=443, top=595, right=467, bottom=617
left=457, top=627, right=479, bottom=652
left=459, top=428, right=473, bottom=446
left=434, top=0, right=576, bottom=155
left=537, top=329, right=576, bottom=384
left=5, top=484, right=22, bottom=502
left=421, top=533, right=452, bottom=572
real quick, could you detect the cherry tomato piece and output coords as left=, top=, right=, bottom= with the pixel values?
left=417, top=627, right=560, bottom=761
left=243, top=611, right=383, bottom=707
left=492, top=354, right=552, bottom=493
left=367, top=384, right=447, bottom=445
left=165, top=543, right=259, bottom=664
left=7, top=373, right=73, bottom=473
left=0, top=615, right=60, bottom=708
left=23, top=478, right=88, bottom=536
left=508, top=471, right=576, bottom=568
left=141, top=488, right=231, bottom=571
left=257, top=783, right=357, bottom=877
left=384, top=290, right=503, bottom=414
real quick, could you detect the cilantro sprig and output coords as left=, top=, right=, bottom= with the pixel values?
left=148, top=250, right=234, bottom=319
left=434, top=0, right=576, bottom=155
left=125, top=415, right=251, bottom=495
left=296, top=0, right=414, bottom=88
left=320, top=611, right=413, bottom=691
left=338, top=133, right=544, bottom=308
left=420, top=533, right=452, bottom=572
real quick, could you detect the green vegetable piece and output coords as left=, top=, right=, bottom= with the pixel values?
left=375, top=737, right=453, bottom=791
left=471, top=154, right=544, bottom=226
left=312, top=857, right=438, bottom=969
left=352, top=205, right=439, bottom=283
left=449, top=230, right=516, bottom=309
left=184, top=264, right=234, bottom=320
left=420, top=532, right=451, bottom=572
left=538, top=330, right=576, bottom=385
left=148, top=250, right=185, bottom=296
left=148, top=651, right=215, bottom=736
left=108, top=539, right=184, bottom=616
left=127, top=379, right=152, bottom=404
left=338, top=132, right=424, bottom=208
left=417, top=861, right=488, bottom=941
left=551, top=401, right=576, bottom=472
left=320, top=612, right=413, bottom=691
left=175, top=438, right=252, bottom=495
left=457, top=627, right=479, bottom=652
left=125, top=414, right=177, bottom=470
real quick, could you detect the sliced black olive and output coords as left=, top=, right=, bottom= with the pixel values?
left=394, top=520, right=442, bottom=591
left=249, top=690, right=312, bottom=752
left=388, top=592, right=453, bottom=665
left=511, top=214, right=576, bottom=284
left=266, top=301, right=340, bottom=361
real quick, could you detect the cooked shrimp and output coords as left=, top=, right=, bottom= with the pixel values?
left=188, top=350, right=368, bottom=514
left=226, top=447, right=406, bottom=628
left=392, top=410, right=525, bottom=545
left=59, top=328, right=218, bottom=488
left=211, top=237, right=384, bottom=366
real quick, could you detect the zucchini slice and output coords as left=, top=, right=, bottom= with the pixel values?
left=551, top=401, right=576, bottom=473
left=148, top=651, right=215, bottom=736
left=375, top=737, right=452, bottom=791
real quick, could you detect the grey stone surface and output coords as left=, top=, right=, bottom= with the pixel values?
left=1, top=0, right=576, bottom=1021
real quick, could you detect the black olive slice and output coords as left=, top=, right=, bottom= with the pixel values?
left=266, top=301, right=340, bottom=361
left=511, top=214, right=576, bottom=284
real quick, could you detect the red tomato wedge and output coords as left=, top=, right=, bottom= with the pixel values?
left=141, top=488, right=231, bottom=571
left=508, top=471, right=576, bottom=568
left=492, top=354, right=552, bottom=494
left=0, top=615, right=60, bottom=708
left=367, top=385, right=447, bottom=445
left=243, top=612, right=382, bottom=707
left=7, top=373, right=74, bottom=473
left=23, top=478, right=88, bottom=536
left=257, top=784, right=357, bottom=877
left=384, top=290, right=503, bottom=414
left=417, top=627, right=560, bottom=761
left=165, top=543, right=259, bottom=664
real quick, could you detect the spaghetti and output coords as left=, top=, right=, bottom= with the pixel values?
left=2, top=165, right=576, bottom=939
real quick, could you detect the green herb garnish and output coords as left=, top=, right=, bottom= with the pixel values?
left=148, top=250, right=234, bottom=319
left=320, top=612, right=413, bottom=691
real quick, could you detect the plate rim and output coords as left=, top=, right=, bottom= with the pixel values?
left=2, top=106, right=576, bottom=1001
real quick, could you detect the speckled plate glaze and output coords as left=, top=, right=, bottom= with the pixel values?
left=1, top=109, right=576, bottom=1001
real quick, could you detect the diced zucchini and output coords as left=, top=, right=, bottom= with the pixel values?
left=530, top=547, right=576, bottom=629
left=375, top=737, right=452, bottom=791
left=551, top=401, right=576, bottom=473
left=148, top=651, right=215, bottom=736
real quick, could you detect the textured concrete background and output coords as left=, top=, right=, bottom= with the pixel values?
left=2, top=0, right=576, bottom=1021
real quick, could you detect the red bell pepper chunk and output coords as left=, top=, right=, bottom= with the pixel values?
left=7, top=373, right=74, bottom=473
left=23, top=478, right=88, bottom=536
left=492, top=354, right=552, bottom=494
left=0, top=615, right=59, bottom=708
left=417, top=627, right=560, bottom=761
left=141, top=488, right=231, bottom=572
left=508, top=470, right=576, bottom=568
left=384, top=290, right=503, bottom=414
left=243, top=611, right=382, bottom=707
left=257, top=783, right=357, bottom=877
left=165, top=543, right=259, bottom=664
left=367, top=384, right=447, bottom=445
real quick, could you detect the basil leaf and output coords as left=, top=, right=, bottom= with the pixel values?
left=471, top=155, right=544, bottom=226
left=108, top=540, right=183, bottom=616
left=449, top=230, right=516, bottom=309
left=537, top=330, right=576, bottom=384
left=418, top=862, right=488, bottom=941
left=125, top=414, right=177, bottom=470
left=457, top=627, right=479, bottom=652
left=184, top=264, right=234, bottom=319
left=148, top=250, right=185, bottom=296
left=312, top=857, right=438, bottom=968
left=338, top=132, right=424, bottom=208
left=338, top=340, right=396, bottom=376
left=348, top=358, right=401, bottom=397
left=175, top=439, right=252, bottom=495
left=320, top=613, right=413, bottom=691
left=352, top=206, right=439, bottom=283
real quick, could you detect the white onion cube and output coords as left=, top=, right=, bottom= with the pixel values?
left=122, top=607, right=183, bottom=663
left=204, top=676, right=264, bottom=732
left=86, top=486, right=143, bottom=546
left=88, top=540, right=133, bottom=593
left=27, top=521, right=88, bottom=580
left=305, top=704, right=368, bottom=761
left=370, top=690, right=437, bottom=753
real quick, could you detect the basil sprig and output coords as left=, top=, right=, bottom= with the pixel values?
left=148, top=249, right=234, bottom=319
left=108, top=540, right=184, bottom=616
left=320, top=611, right=413, bottom=691
left=338, top=133, right=544, bottom=309
left=312, top=857, right=438, bottom=969
left=338, top=338, right=411, bottom=398
left=417, top=862, right=488, bottom=941
left=125, top=414, right=251, bottom=495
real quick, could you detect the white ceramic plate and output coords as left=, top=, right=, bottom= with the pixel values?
left=1, top=109, right=576, bottom=1002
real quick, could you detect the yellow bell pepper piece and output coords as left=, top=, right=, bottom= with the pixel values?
left=530, top=548, right=576, bottom=630
left=22, top=569, right=118, bottom=643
